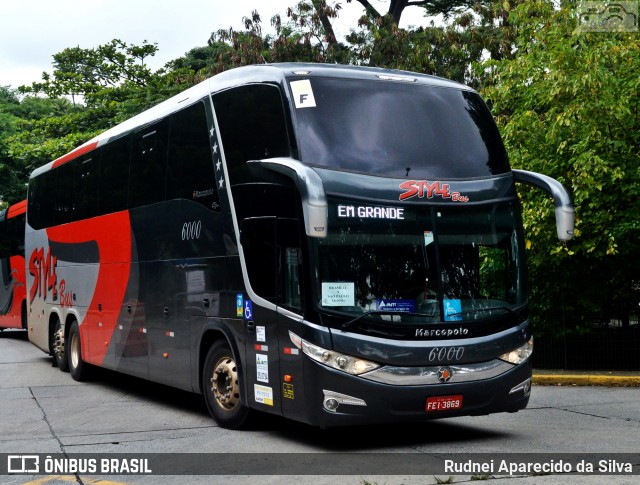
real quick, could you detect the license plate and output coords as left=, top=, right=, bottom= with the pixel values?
left=425, top=395, right=463, bottom=412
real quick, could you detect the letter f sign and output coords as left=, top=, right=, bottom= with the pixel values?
left=291, top=80, right=316, bottom=108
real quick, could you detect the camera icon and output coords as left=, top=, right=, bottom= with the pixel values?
left=577, top=2, right=638, bottom=32
left=7, top=455, right=40, bottom=473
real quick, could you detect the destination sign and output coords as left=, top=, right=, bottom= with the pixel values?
left=337, top=205, right=405, bottom=220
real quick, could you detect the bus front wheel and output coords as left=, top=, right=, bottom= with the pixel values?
left=202, top=340, right=250, bottom=429
left=68, top=321, right=91, bottom=381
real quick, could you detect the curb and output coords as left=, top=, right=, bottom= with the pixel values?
left=532, top=375, right=640, bottom=387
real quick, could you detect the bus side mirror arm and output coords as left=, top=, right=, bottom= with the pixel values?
left=247, top=157, right=328, bottom=238
left=513, top=169, right=575, bottom=241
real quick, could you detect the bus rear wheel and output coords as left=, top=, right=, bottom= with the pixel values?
left=68, top=321, right=91, bottom=381
left=51, top=318, right=69, bottom=372
left=202, top=340, right=251, bottom=429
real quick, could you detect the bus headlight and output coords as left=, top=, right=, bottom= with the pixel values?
left=499, top=337, right=534, bottom=365
left=298, top=339, right=380, bottom=375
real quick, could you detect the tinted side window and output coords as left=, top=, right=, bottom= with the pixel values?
left=53, top=161, right=75, bottom=225
left=27, top=177, right=42, bottom=229
left=28, top=172, right=55, bottom=230
left=213, top=84, right=290, bottom=184
left=129, top=121, right=168, bottom=208
left=0, top=212, right=23, bottom=258
left=166, top=102, right=219, bottom=211
left=241, top=217, right=277, bottom=302
left=74, top=155, right=99, bottom=221
left=99, top=135, right=130, bottom=215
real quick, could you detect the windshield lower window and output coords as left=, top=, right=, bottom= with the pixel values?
left=314, top=201, right=525, bottom=324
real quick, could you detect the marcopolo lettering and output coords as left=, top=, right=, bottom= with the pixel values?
left=415, top=327, right=469, bottom=338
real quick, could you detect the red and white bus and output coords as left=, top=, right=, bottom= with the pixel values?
left=26, top=63, right=573, bottom=428
left=0, top=200, right=27, bottom=331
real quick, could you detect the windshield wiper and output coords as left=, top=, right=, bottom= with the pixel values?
left=342, top=310, right=433, bottom=330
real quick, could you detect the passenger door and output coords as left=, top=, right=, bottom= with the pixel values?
left=241, top=217, right=304, bottom=415
left=241, top=217, right=281, bottom=413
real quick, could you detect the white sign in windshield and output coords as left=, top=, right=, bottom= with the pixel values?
left=321, top=282, right=355, bottom=306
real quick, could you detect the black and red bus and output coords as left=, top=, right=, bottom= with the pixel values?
left=26, top=64, right=573, bottom=428
left=0, top=200, right=27, bottom=331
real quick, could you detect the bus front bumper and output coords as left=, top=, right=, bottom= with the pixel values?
left=299, top=357, right=532, bottom=427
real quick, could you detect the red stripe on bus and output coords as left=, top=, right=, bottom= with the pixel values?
left=7, top=200, right=27, bottom=219
left=51, top=140, right=99, bottom=168
left=46, top=211, right=132, bottom=365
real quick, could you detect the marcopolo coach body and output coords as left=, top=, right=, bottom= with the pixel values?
left=25, top=63, right=573, bottom=428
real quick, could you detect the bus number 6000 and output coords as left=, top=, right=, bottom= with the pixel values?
left=181, top=220, right=202, bottom=241
left=429, top=346, right=464, bottom=362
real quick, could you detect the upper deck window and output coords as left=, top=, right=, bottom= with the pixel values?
left=213, top=84, right=291, bottom=185
left=291, top=78, right=509, bottom=179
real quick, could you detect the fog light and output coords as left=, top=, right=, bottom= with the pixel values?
left=510, top=378, right=532, bottom=396
left=324, top=398, right=339, bottom=411
left=322, top=390, right=367, bottom=413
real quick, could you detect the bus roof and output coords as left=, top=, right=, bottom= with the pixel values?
left=32, top=63, right=473, bottom=179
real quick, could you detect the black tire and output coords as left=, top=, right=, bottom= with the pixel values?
left=68, top=321, right=91, bottom=381
left=202, top=340, right=251, bottom=429
left=51, top=317, right=69, bottom=372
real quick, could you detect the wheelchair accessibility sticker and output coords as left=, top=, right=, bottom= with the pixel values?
left=244, top=300, right=253, bottom=320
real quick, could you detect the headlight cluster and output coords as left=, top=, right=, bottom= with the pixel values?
left=499, top=337, right=534, bottom=365
left=289, top=332, right=380, bottom=375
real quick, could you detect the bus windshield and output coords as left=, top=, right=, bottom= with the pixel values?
left=313, top=201, right=525, bottom=324
left=293, top=78, right=510, bottom=179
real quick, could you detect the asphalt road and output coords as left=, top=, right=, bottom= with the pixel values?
left=1, top=328, right=639, bottom=484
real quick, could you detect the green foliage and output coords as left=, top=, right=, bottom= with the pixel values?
left=480, top=0, right=640, bottom=333
left=2, top=40, right=189, bottom=206
left=0, top=87, right=27, bottom=202
left=345, top=0, right=520, bottom=85
left=19, top=39, right=159, bottom=103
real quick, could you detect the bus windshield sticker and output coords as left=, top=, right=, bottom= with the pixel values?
left=256, top=354, right=269, bottom=383
left=321, top=282, right=355, bottom=307
left=376, top=299, right=417, bottom=313
left=424, top=231, right=434, bottom=246
left=444, top=299, right=462, bottom=321
left=256, top=325, right=266, bottom=343
left=254, top=384, right=274, bottom=406
left=290, top=80, right=317, bottom=109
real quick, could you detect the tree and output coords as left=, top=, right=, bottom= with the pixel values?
left=342, top=0, right=519, bottom=74
left=0, top=87, right=24, bottom=205
left=2, top=40, right=188, bottom=206
left=479, top=0, right=640, bottom=332
left=20, top=39, right=159, bottom=107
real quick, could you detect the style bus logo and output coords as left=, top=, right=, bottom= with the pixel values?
left=399, top=180, right=469, bottom=202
